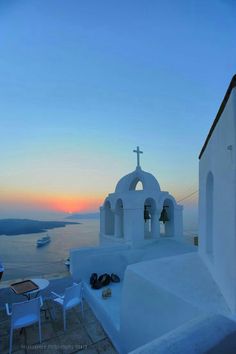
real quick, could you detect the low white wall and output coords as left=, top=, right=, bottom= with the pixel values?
left=129, top=314, right=236, bottom=354
left=83, top=282, right=124, bottom=353
left=120, top=267, right=202, bottom=353
left=70, top=245, right=144, bottom=282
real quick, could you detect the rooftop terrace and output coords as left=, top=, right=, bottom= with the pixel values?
left=0, top=275, right=117, bottom=354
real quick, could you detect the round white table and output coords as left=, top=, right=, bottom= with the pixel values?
left=26, top=278, right=49, bottom=299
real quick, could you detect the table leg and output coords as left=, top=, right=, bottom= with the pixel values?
left=20, top=327, right=25, bottom=335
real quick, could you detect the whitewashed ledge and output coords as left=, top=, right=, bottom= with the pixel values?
left=128, top=314, right=236, bottom=354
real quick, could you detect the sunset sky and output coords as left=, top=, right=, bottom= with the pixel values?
left=0, top=0, right=235, bottom=224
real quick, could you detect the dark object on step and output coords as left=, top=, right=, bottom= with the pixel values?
left=90, top=273, right=98, bottom=286
left=102, top=287, right=112, bottom=299
left=98, top=273, right=111, bottom=287
left=111, top=273, right=120, bottom=283
left=92, top=280, right=103, bottom=289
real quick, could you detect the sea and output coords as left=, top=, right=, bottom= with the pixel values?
left=0, top=218, right=197, bottom=282
left=0, top=219, right=99, bottom=281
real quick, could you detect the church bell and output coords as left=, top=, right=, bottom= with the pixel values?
left=144, top=206, right=151, bottom=222
left=159, top=206, right=169, bottom=224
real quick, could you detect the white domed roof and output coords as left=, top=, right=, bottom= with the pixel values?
left=115, top=167, right=161, bottom=194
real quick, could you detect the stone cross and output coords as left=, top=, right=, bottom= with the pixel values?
left=133, top=146, right=143, bottom=168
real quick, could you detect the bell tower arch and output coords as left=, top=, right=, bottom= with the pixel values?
left=100, top=147, right=183, bottom=245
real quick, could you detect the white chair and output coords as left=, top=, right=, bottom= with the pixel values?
left=51, top=282, right=83, bottom=331
left=5, top=296, right=43, bottom=354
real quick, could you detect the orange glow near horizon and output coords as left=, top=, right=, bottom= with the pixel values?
left=50, top=196, right=102, bottom=213
left=0, top=185, right=198, bottom=216
left=0, top=190, right=103, bottom=214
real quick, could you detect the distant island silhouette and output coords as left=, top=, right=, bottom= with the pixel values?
left=0, top=219, right=80, bottom=236
left=66, top=213, right=99, bottom=220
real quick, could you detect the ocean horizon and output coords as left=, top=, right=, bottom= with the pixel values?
left=0, top=217, right=197, bottom=281
left=0, top=218, right=99, bottom=281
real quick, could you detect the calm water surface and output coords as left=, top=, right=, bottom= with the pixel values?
left=0, top=219, right=99, bottom=281
left=0, top=218, right=197, bottom=281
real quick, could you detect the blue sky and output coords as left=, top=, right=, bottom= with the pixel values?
left=0, top=0, right=235, bottom=227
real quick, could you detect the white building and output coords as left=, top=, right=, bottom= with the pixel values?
left=71, top=76, right=236, bottom=353
left=100, top=146, right=183, bottom=246
left=199, top=75, right=236, bottom=313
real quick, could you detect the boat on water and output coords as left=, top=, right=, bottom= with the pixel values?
left=37, top=235, right=51, bottom=247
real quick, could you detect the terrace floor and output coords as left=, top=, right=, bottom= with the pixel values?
left=0, top=276, right=118, bottom=354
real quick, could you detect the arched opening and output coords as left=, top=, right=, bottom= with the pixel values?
left=104, top=200, right=115, bottom=236
left=206, top=172, right=214, bottom=256
left=129, top=178, right=144, bottom=191
left=144, top=198, right=157, bottom=239
left=159, top=198, right=174, bottom=237
left=135, top=181, right=143, bottom=190
left=115, top=199, right=124, bottom=238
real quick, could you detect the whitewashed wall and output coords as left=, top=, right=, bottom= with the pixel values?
left=120, top=263, right=202, bottom=352
left=199, top=88, right=236, bottom=312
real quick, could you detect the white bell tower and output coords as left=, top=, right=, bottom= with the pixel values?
left=100, top=147, right=183, bottom=246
